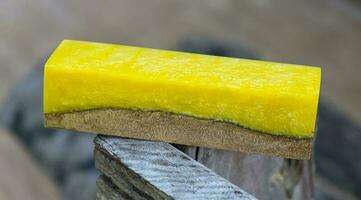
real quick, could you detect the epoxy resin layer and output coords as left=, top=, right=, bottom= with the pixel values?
left=44, top=40, right=321, bottom=138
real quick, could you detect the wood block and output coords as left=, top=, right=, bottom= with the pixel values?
left=192, top=148, right=315, bottom=199
left=44, top=40, right=318, bottom=160
left=94, top=135, right=256, bottom=200
left=96, top=175, right=132, bottom=200
left=46, top=109, right=312, bottom=159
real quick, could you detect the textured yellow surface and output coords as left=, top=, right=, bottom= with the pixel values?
left=44, top=40, right=321, bottom=138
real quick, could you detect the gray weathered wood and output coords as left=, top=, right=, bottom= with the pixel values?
left=181, top=148, right=314, bottom=200
left=96, top=175, right=132, bottom=200
left=94, top=135, right=257, bottom=200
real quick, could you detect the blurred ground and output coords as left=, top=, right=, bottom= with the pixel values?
left=0, top=129, right=59, bottom=200
left=0, top=0, right=360, bottom=199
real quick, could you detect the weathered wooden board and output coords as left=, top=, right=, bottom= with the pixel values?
left=178, top=147, right=315, bottom=200
left=46, top=109, right=312, bottom=159
left=94, top=135, right=257, bottom=200
left=96, top=175, right=132, bottom=200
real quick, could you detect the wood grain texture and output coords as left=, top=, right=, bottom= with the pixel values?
left=96, top=175, right=132, bottom=200
left=94, top=135, right=257, bottom=200
left=45, top=109, right=312, bottom=159
left=181, top=147, right=315, bottom=199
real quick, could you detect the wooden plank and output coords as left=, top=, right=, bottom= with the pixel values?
left=94, top=135, right=257, bottom=200
left=46, top=109, right=312, bottom=159
left=192, top=148, right=314, bottom=200
left=96, top=175, right=132, bottom=200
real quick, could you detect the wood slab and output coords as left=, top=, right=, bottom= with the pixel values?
left=96, top=175, right=132, bottom=200
left=45, top=108, right=313, bottom=159
left=192, top=148, right=315, bottom=199
left=94, top=135, right=256, bottom=200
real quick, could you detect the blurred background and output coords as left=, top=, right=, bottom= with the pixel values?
left=0, top=0, right=360, bottom=199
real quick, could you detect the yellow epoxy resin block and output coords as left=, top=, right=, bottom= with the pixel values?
left=44, top=40, right=321, bottom=138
